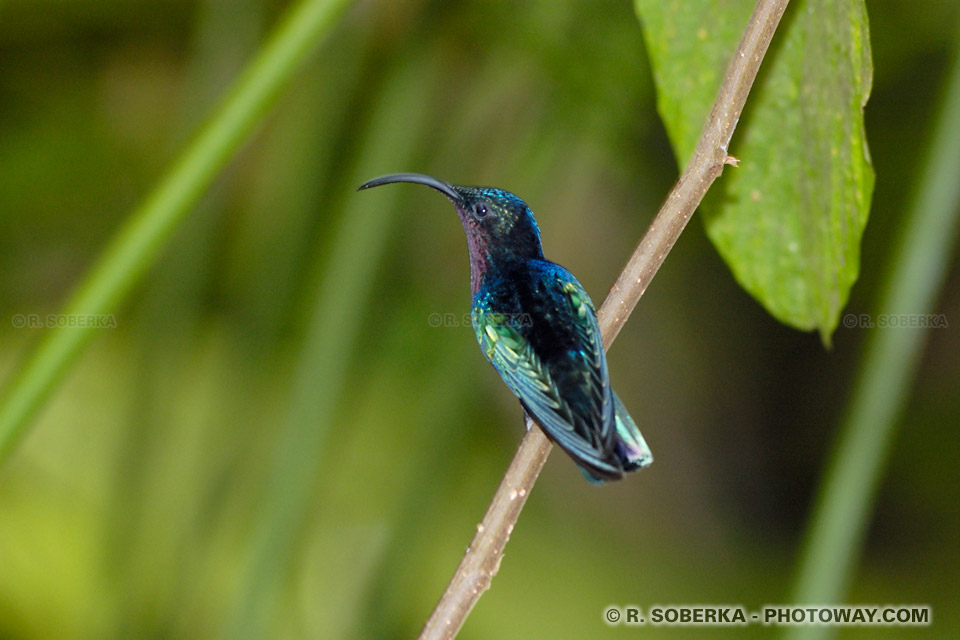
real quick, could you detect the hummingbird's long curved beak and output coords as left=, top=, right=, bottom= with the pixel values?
left=357, top=173, right=462, bottom=203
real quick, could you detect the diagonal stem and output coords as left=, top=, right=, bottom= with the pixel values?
left=418, top=1, right=791, bottom=638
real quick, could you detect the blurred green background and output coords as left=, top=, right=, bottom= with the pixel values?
left=0, top=1, right=957, bottom=638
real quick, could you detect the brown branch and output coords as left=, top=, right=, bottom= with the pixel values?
left=418, top=1, right=791, bottom=638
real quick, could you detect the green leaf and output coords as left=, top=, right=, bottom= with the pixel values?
left=635, top=0, right=874, bottom=342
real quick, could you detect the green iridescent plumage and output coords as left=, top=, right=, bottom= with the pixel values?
left=359, top=173, right=652, bottom=483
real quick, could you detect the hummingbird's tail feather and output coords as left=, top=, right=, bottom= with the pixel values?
left=612, top=391, right=653, bottom=471
left=577, top=464, right=609, bottom=485
left=573, top=393, right=652, bottom=484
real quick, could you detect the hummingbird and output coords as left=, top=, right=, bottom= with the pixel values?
left=358, top=173, right=652, bottom=483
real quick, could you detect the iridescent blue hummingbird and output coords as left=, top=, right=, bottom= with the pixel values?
left=358, top=174, right=652, bottom=483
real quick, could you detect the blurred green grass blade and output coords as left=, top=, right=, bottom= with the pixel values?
left=0, top=0, right=352, bottom=465
left=222, top=50, right=444, bottom=640
left=635, top=0, right=874, bottom=341
left=787, top=35, right=960, bottom=640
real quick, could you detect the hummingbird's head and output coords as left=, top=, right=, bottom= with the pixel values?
left=359, top=173, right=544, bottom=292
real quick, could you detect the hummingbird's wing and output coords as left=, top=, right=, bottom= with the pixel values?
left=472, top=263, right=623, bottom=480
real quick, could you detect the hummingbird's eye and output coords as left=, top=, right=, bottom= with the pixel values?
left=472, top=203, right=489, bottom=219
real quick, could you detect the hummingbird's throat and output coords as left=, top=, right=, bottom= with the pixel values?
left=465, top=231, right=491, bottom=296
